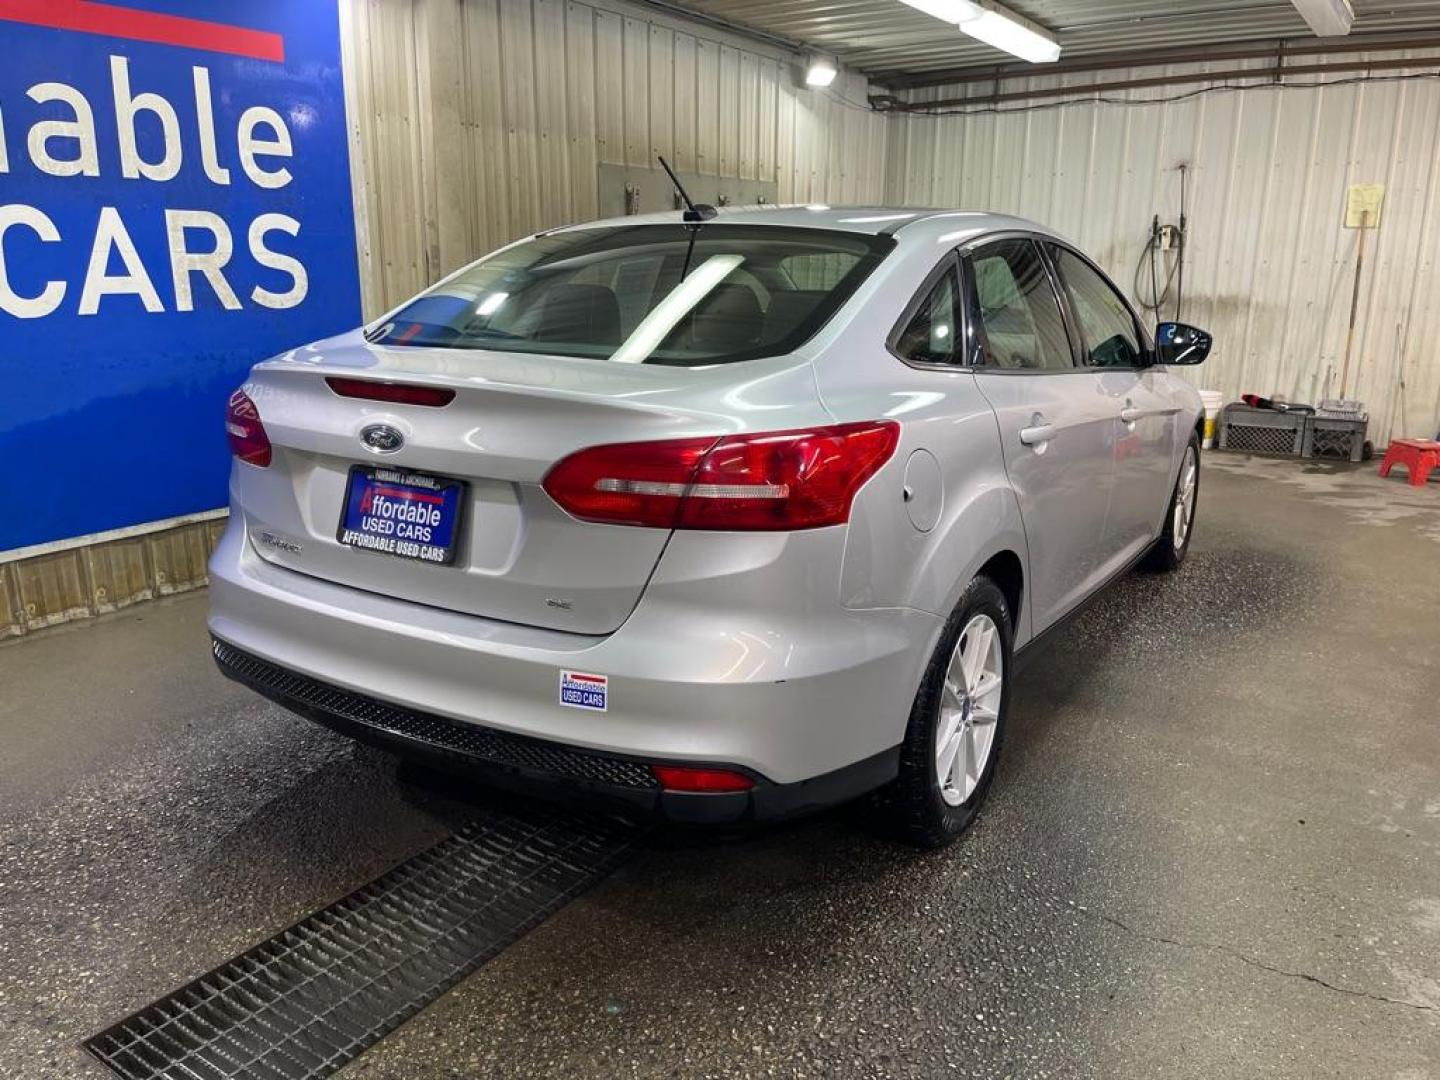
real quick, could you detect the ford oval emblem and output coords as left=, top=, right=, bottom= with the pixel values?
left=360, top=423, right=404, bottom=454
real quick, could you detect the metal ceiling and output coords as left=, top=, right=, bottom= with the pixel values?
left=658, top=0, right=1440, bottom=79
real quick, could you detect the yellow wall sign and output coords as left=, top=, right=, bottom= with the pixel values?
left=1345, top=184, right=1385, bottom=228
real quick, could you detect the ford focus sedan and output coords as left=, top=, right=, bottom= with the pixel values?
left=209, top=207, right=1210, bottom=846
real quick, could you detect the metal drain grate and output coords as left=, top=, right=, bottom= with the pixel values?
left=85, top=810, right=636, bottom=1080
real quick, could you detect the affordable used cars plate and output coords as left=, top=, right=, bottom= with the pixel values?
left=337, top=466, right=465, bottom=565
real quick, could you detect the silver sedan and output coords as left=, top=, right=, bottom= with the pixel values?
left=209, top=206, right=1210, bottom=846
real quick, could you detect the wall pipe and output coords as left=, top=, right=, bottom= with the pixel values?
left=882, top=55, right=1440, bottom=111
left=871, top=32, right=1440, bottom=90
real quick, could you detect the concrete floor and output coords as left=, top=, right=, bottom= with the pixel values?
left=2, top=456, right=1438, bottom=1079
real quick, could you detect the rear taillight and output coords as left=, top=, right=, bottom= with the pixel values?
left=325, top=376, right=455, bottom=407
left=652, top=765, right=755, bottom=792
left=225, top=389, right=271, bottom=468
left=542, top=420, right=899, bottom=531
left=541, top=436, right=718, bottom=528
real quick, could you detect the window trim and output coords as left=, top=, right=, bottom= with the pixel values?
left=1043, top=240, right=1154, bottom=371
left=885, top=250, right=967, bottom=371
left=960, top=233, right=1080, bottom=376
left=1034, top=241, right=1084, bottom=367
left=885, top=230, right=1155, bottom=378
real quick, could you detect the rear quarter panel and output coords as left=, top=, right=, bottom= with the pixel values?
left=803, top=232, right=1034, bottom=646
left=812, top=351, right=1034, bottom=648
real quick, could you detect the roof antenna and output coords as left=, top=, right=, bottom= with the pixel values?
left=657, top=155, right=716, bottom=223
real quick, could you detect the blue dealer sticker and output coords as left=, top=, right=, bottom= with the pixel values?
left=559, top=670, right=608, bottom=712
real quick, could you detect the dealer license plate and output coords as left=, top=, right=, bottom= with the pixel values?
left=337, top=466, right=464, bottom=565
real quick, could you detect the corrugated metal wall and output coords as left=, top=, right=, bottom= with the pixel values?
left=889, top=52, right=1440, bottom=445
left=341, top=0, right=889, bottom=317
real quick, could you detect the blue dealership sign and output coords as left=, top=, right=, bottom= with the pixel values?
left=0, top=0, right=360, bottom=551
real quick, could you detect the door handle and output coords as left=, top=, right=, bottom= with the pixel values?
left=1120, top=407, right=1141, bottom=423
left=1019, top=422, right=1056, bottom=446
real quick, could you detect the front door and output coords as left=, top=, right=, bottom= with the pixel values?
left=964, top=237, right=1117, bottom=635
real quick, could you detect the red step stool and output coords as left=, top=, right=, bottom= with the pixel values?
left=1378, top=439, right=1440, bottom=487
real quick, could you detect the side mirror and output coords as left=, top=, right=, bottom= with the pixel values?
left=1154, top=322, right=1212, bottom=365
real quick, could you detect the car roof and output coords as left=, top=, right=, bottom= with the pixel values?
left=544, top=205, right=1069, bottom=248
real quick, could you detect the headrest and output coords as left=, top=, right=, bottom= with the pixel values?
left=533, top=283, right=621, bottom=345
left=691, top=284, right=763, bottom=351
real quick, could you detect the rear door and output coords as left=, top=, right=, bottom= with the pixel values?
left=964, top=237, right=1117, bottom=633
left=1046, top=243, right=1179, bottom=568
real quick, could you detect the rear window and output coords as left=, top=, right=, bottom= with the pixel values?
left=367, top=224, right=895, bottom=367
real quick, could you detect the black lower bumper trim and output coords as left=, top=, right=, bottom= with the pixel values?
left=212, top=636, right=898, bottom=825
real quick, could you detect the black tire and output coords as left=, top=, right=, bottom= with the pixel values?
left=1143, top=434, right=1201, bottom=573
left=885, top=574, right=1013, bottom=848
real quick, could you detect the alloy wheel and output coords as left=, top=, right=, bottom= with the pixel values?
left=935, top=613, right=1003, bottom=807
left=1173, top=446, right=1198, bottom=549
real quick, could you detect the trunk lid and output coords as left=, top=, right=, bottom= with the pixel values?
left=233, top=331, right=828, bottom=634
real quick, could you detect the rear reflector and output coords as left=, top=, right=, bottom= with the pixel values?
left=652, top=765, right=755, bottom=792
left=325, top=376, right=456, bottom=407
left=225, top=389, right=271, bottom=468
left=543, top=420, right=899, bottom=531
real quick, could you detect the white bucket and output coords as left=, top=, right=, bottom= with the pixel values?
left=1199, top=389, right=1224, bottom=449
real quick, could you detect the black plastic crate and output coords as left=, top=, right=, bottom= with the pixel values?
left=1303, top=416, right=1368, bottom=462
left=1218, top=404, right=1306, bottom=456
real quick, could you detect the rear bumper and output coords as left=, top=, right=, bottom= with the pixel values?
left=207, top=517, right=938, bottom=808
left=213, top=637, right=898, bottom=824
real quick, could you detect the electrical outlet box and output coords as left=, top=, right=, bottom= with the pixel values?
left=598, top=163, right=777, bottom=218
left=1345, top=183, right=1384, bottom=228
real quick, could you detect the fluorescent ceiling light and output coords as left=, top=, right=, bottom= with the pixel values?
left=805, top=55, right=838, bottom=87
left=958, top=5, right=1061, bottom=63
left=1290, top=0, right=1354, bottom=35
left=897, top=0, right=1061, bottom=64
left=896, top=0, right=975, bottom=19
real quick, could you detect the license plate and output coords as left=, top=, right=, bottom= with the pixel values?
left=337, top=466, right=465, bottom=565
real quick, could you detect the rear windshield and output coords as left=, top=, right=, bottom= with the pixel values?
left=367, top=224, right=895, bottom=367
